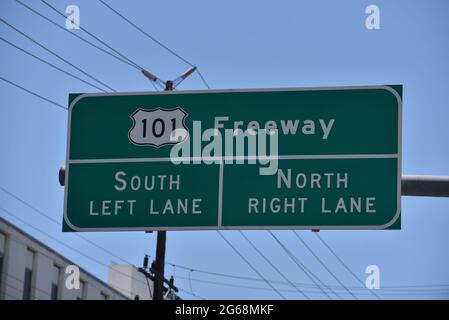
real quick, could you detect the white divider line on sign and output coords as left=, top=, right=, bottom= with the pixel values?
left=68, top=154, right=399, bottom=164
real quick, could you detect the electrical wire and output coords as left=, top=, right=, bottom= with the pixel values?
left=144, top=276, right=153, bottom=299
left=40, top=0, right=142, bottom=71
left=3, top=282, right=39, bottom=300
left=315, top=233, right=382, bottom=300
left=217, top=231, right=287, bottom=299
left=161, top=258, right=449, bottom=298
left=0, top=36, right=107, bottom=92
left=4, top=272, right=50, bottom=299
left=96, top=0, right=211, bottom=89
left=188, top=269, right=194, bottom=296
left=179, top=287, right=206, bottom=300
left=172, top=275, right=449, bottom=296
left=98, top=0, right=192, bottom=67
left=238, top=231, right=310, bottom=299
left=171, top=268, right=449, bottom=294
left=162, top=256, right=449, bottom=292
left=268, top=231, right=335, bottom=299
left=14, top=0, right=139, bottom=70
left=0, top=75, right=66, bottom=110
left=15, top=0, right=159, bottom=91
left=0, top=17, right=115, bottom=92
left=292, top=231, right=357, bottom=299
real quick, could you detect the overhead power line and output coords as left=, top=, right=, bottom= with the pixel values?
left=0, top=36, right=106, bottom=92
left=40, top=0, right=142, bottom=70
left=0, top=16, right=115, bottom=92
left=162, top=256, right=449, bottom=292
left=97, top=0, right=192, bottom=67
left=166, top=257, right=449, bottom=292
left=15, top=0, right=157, bottom=91
left=173, top=274, right=449, bottom=296
left=268, top=231, right=336, bottom=300
left=292, top=231, right=357, bottom=299
left=0, top=75, right=66, bottom=110
left=5, top=269, right=53, bottom=298
left=314, top=233, right=382, bottom=300
left=196, top=69, right=211, bottom=89
left=238, top=231, right=310, bottom=300
left=217, top=231, right=287, bottom=299
left=39, top=0, right=160, bottom=91
left=14, top=0, right=139, bottom=71
left=178, top=288, right=206, bottom=300
left=96, top=0, right=211, bottom=89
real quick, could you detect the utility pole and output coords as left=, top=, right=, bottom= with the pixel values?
left=141, top=67, right=197, bottom=300
left=138, top=254, right=178, bottom=300
left=153, top=231, right=167, bottom=300
left=152, top=81, right=171, bottom=300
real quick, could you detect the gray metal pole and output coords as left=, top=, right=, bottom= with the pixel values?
left=401, top=175, right=449, bottom=197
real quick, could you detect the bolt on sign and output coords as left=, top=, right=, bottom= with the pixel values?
left=63, top=85, right=402, bottom=231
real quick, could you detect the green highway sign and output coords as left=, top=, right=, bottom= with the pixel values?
left=63, top=85, right=402, bottom=231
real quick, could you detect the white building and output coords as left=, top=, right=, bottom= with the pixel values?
left=108, top=264, right=153, bottom=300
left=108, top=264, right=181, bottom=300
left=0, top=217, right=128, bottom=300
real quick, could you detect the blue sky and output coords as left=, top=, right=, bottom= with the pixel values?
left=1, top=0, right=449, bottom=299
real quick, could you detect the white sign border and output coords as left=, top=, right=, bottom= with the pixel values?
left=63, top=85, right=402, bottom=232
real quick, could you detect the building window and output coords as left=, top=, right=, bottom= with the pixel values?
left=51, top=283, right=58, bottom=300
left=23, top=268, right=32, bottom=300
left=100, top=292, right=109, bottom=300
left=22, top=249, right=35, bottom=300
left=77, top=279, right=86, bottom=300
left=51, top=265, right=61, bottom=300
left=0, top=233, right=5, bottom=295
